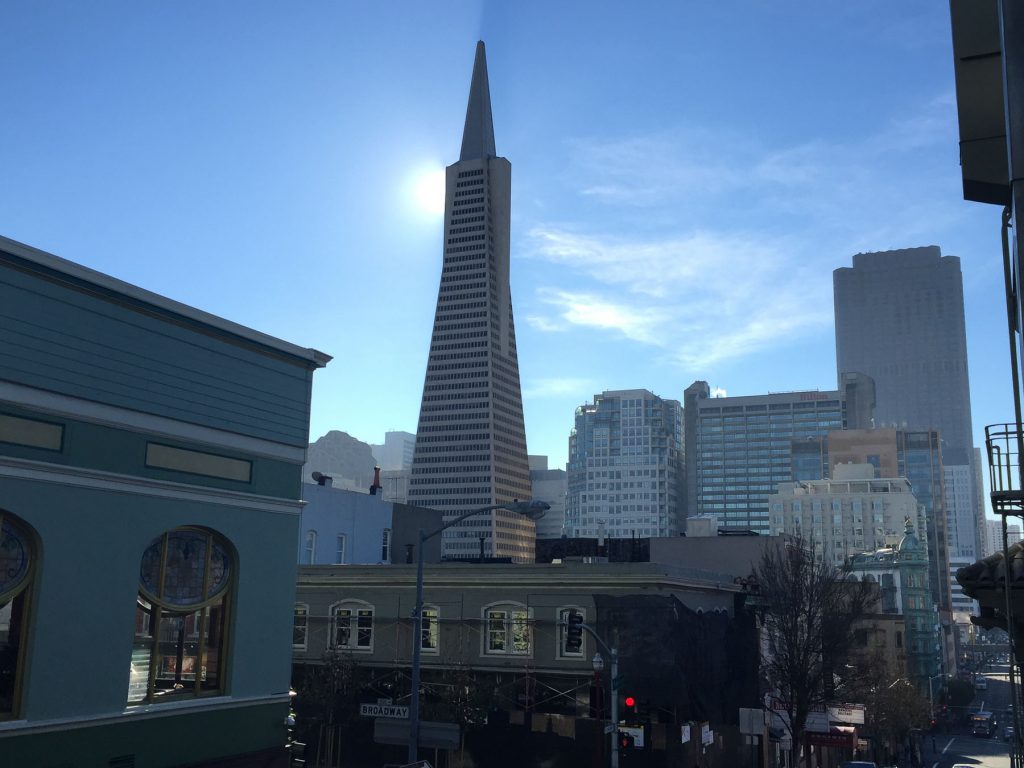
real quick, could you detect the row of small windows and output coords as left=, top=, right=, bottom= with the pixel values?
left=455, top=178, right=483, bottom=188
left=451, top=215, right=485, bottom=226
left=450, top=206, right=484, bottom=216
left=294, top=602, right=586, bottom=658
left=447, top=234, right=486, bottom=245
left=457, top=168, right=484, bottom=178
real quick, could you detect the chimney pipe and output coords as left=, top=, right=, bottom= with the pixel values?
left=369, top=466, right=383, bottom=496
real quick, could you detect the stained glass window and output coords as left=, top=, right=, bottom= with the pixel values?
left=0, top=512, right=34, bottom=719
left=129, top=527, right=233, bottom=704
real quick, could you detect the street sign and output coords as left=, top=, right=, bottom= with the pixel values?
left=604, top=724, right=615, bottom=735
left=827, top=704, right=865, bottom=725
left=360, top=702, right=409, bottom=719
left=681, top=724, right=691, bottom=743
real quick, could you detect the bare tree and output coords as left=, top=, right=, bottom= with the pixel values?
left=754, top=539, right=876, bottom=767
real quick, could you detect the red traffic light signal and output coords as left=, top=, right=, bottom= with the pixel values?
left=624, top=696, right=636, bottom=708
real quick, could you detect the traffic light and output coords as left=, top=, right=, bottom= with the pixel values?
left=618, top=731, right=635, bottom=753
left=622, top=693, right=637, bottom=715
left=565, top=610, right=584, bottom=653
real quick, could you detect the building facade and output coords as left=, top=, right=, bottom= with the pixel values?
left=407, top=42, right=535, bottom=562
left=683, top=377, right=873, bottom=534
left=849, top=522, right=938, bottom=682
left=566, top=389, right=683, bottom=538
left=834, top=247, right=976, bottom=466
left=767, top=463, right=927, bottom=567
left=292, top=561, right=757, bottom=767
left=828, top=429, right=951, bottom=613
left=983, top=518, right=1023, bottom=557
left=297, top=480, right=443, bottom=566
left=0, top=235, right=327, bottom=766
left=529, top=455, right=568, bottom=539
left=371, top=430, right=416, bottom=471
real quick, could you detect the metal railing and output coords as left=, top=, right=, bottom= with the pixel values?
left=985, top=423, right=1024, bottom=768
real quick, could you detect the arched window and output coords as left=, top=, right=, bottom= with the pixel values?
left=0, top=511, right=35, bottom=719
left=128, top=527, right=233, bottom=704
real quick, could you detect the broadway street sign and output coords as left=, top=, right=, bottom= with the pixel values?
left=360, top=703, right=410, bottom=719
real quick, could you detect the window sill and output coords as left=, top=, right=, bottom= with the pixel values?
left=0, top=693, right=289, bottom=737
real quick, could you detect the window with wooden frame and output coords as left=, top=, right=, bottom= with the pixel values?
left=330, top=601, right=374, bottom=651
left=128, top=527, right=233, bottom=704
left=421, top=606, right=440, bottom=653
left=293, top=604, right=309, bottom=650
left=483, top=603, right=531, bottom=656
left=0, top=511, right=35, bottom=719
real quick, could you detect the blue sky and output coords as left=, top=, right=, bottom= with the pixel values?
left=0, top=3, right=1010, bottom=499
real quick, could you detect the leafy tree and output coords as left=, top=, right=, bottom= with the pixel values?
left=754, top=539, right=876, bottom=767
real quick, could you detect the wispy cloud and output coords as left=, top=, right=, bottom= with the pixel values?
left=523, top=92, right=961, bottom=372
left=522, top=377, right=594, bottom=399
left=524, top=227, right=831, bottom=369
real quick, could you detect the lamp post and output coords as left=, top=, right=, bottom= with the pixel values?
left=407, top=499, right=549, bottom=764
left=591, top=649, right=620, bottom=768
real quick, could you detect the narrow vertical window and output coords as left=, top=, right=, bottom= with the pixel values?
left=293, top=604, right=308, bottom=649
left=0, top=511, right=35, bottom=719
left=335, top=534, right=346, bottom=565
left=304, top=530, right=317, bottom=565
left=381, top=529, right=391, bottom=562
left=421, top=607, right=439, bottom=652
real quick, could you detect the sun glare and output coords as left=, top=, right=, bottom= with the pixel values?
left=411, top=168, right=446, bottom=217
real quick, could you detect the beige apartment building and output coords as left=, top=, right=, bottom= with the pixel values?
left=768, top=463, right=928, bottom=565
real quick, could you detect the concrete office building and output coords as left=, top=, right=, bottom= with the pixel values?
left=529, top=455, right=568, bottom=539
left=768, top=463, right=927, bottom=567
left=834, top=246, right=983, bottom=607
left=371, top=430, right=416, bottom=471
left=834, top=247, right=976, bottom=466
left=0, top=236, right=328, bottom=766
left=683, top=374, right=873, bottom=534
left=828, top=429, right=951, bottom=611
left=407, top=43, right=534, bottom=562
left=945, top=464, right=980, bottom=619
left=566, top=389, right=683, bottom=538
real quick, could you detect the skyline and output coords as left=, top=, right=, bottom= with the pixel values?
left=0, top=3, right=1011, bottom=512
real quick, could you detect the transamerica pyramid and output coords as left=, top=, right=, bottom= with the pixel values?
left=407, top=42, right=535, bottom=563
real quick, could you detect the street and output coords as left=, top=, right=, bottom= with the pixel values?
left=927, top=664, right=1012, bottom=768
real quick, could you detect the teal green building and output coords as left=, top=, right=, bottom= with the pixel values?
left=849, top=520, right=939, bottom=682
left=0, top=236, right=328, bottom=766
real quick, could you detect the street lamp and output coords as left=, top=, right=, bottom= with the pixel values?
left=407, top=499, right=549, bottom=764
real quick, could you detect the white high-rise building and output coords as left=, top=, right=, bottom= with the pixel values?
left=983, top=518, right=1023, bottom=557
left=371, top=431, right=416, bottom=471
left=768, top=463, right=927, bottom=566
left=566, top=389, right=683, bottom=538
left=408, top=42, right=534, bottom=562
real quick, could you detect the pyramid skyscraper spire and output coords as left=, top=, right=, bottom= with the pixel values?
left=460, top=41, right=496, bottom=161
left=408, top=43, right=535, bottom=562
